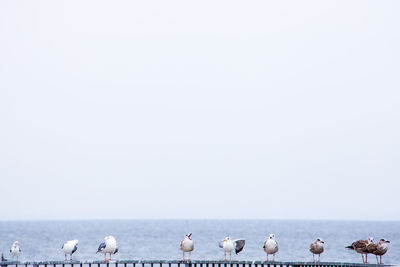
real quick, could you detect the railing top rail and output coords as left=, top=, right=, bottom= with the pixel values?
left=0, top=261, right=395, bottom=267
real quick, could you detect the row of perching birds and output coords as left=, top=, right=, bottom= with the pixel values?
left=7, top=235, right=390, bottom=264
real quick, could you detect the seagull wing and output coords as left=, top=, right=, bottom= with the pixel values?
left=310, top=242, right=317, bottom=253
left=72, top=245, right=78, bottom=254
left=353, top=240, right=367, bottom=249
left=97, top=242, right=106, bottom=253
left=367, top=243, right=378, bottom=253
left=113, top=247, right=118, bottom=254
left=353, top=240, right=369, bottom=252
left=234, top=239, right=245, bottom=254
left=218, top=241, right=224, bottom=248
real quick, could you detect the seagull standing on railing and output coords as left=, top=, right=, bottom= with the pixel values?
left=9, top=241, right=21, bottom=261
left=219, top=237, right=245, bottom=261
left=345, top=237, right=374, bottom=263
left=263, top=234, right=279, bottom=262
left=309, top=237, right=324, bottom=262
left=96, top=235, right=118, bottom=262
left=62, top=240, right=78, bottom=261
left=180, top=233, right=194, bottom=261
left=367, top=238, right=390, bottom=264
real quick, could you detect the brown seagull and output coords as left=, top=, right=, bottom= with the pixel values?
left=346, top=237, right=374, bottom=263
left=310, top=237, right=324, bottom=262
left=367, top=238, right=390, bottom=264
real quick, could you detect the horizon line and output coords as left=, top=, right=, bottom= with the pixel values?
left=1, top=218, right=399, bottom=222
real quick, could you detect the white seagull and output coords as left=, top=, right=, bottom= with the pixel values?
left=180, top=233, right=194, bottom=261
left=310, top=237, right=325, bottom=262
left=263, top=234, right=279, bottom=262
left=10, top=241, right=21, bottom=261
left=62, top=240, right=78, bottom=261
left=219, top=237, right=245, bottom=261
left=96, top=235, right=118, bottom=262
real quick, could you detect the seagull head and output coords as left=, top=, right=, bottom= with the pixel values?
left=368, top=237, right=374, bottom=244
left=186, top=233, right=192, bottom=240
left=380, top=238, right=390, bottom=243
left=72, top=240, right=79, bottom=245
left=316, top=237, right=324, bottom=244
left=269, top=234, right=275, bottom=239
left=224, top=237, right=230, bottom=242
left=13, top=241, right=19, bottom=246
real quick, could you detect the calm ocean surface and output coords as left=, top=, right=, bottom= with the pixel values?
left=0, top=220, right=398, bottom=264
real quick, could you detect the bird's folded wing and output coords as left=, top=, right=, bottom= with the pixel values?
left=97, top=242, right=106, bottom=252
left=218, top=241, right=224, bottom=248
left=353, top=240, right=367, bottom=249
left=367, top=243, right=378, bottom=253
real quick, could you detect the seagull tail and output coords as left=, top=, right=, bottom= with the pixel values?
left=345, top=245, right=354, bottom=250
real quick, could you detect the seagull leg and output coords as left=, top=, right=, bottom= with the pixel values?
left=318, top=254, right=320, bottom=262
left=224, top=252, right=226, bottom=261
left=313, top=254, right=315, bottom=262
left=182, top=251, right=185, bottom=261
left=104, top=253, right=108, bottom=262
left=365, top=253, right=368, bottom=263
left=189, top=252, right=191, bottom=261
left=265, top=254, right=268, bottom=262
left=109, top=253, right=112, bottom=261
left=230, top=251, right=232, bottom=261
left=361, top=254, right=364, bottom=263
left=380, top=256, right=382, bottom=264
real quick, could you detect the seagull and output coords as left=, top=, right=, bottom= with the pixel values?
left=62, top=240, right=78, bottom=261
left=263, top=234, right=278, bottom=262
left=367, top=238, right=390, bottom=264
left=9, top=241, right=21, bottom=261
left=180, top=233, right=194, bottom=261
left=219, top=237, right=245, bottom=261
left=346, top=237, right=374, bottom=263
left=309, top=237, right=324, bottom=262
left=96, top=235, right=118, bottom=262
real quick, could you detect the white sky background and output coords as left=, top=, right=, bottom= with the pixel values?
left=0, top=1, right=399, bottom=221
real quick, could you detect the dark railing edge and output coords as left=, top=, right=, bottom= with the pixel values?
left=0, top=260, right=396, bottom=266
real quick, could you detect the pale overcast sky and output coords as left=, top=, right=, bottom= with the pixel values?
left=0, top=1, right=399, bottom=221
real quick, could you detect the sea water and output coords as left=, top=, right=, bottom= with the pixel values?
left=0, top=220, right=398, bottom=264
